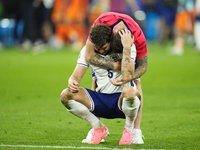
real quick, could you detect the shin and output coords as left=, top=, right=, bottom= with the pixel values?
left=122, top=96, right=140, bottom=131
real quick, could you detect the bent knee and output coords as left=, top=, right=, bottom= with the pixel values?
left=60, top=88, right=71, bottom=102
left=122, top=86, right=138, bottom=98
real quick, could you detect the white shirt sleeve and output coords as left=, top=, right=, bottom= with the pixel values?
left=77, top=46, right=89, bottom=68
left=131, top=43, right=136, bottom=61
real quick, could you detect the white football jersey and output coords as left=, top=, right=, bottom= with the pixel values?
left=77, top=45, right=137, bottom=93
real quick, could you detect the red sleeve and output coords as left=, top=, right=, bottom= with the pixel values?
left=88, top=12, right=148, bottom=58
left=134, top=29, right=148, bottom=58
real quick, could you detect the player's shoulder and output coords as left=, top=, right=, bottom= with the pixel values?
left=80, top=46, right=86, bottom=53
left=94, top=12, right=127, bottom=23
left=78, top=46, right=86, bottom=58
left=93, top=12, right=115, bottom=24
left=98, top=12, right=131, bottom=20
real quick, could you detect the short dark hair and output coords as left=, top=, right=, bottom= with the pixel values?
left=111, top=29, right=123, bottom=53
left=90, top=24, right=111, bottom=48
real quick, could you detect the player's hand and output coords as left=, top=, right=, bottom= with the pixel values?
left=109, top=78, right=125, bottom=86
left=68, top=80, right=79, bottom=93
left=119, top=29, right=134, bottom=50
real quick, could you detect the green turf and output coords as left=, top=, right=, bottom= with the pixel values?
left=0, top=43, right=200, bottom=150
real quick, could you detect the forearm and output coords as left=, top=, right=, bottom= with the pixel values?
left=88, top=53, right=115, bottom=70
left=132, top=66, right=147, bottom=80
left=68, top=65, right=87, bottom=86
left=85, top=39, right=120, bottom=70
left=132, top=54, right=148, bottom=80
left=68, top=75, right=80, bottom=85
left=121, top=47, right=134, bottom=82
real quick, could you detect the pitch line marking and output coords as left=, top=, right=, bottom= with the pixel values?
left=0, top=144, right=164, bottom=150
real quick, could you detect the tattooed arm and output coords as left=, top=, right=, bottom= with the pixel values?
left=85, top=39, right=121, bottom=71
left=109, top=29, right=135, bottom=85
left=109, top=53, right=148, bottom=86
left=120, top=29, right=135, bottom=82
left=132, top=54, right=148, bottom=80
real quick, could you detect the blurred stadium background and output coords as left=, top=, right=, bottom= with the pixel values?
left=0, top=0, right=199, bottom=53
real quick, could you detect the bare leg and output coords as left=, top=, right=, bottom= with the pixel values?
left=118, top=86, right=140, bottom=145
left=134, top=80, right=143, bottom=129
left=60, top=88, right=104, bottom=129
left=132, top=80, right=144, bottom=144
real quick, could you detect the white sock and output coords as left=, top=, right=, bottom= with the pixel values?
left=133, top=128, right=142, bottom=134
left=124, top=116, right=133, bottom=132
left=64, top=100, right=104, bottom=128
left=122, top=97, right=140, bottom=131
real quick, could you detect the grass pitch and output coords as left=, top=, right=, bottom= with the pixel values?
left=0, top=42, right=200, bottom=150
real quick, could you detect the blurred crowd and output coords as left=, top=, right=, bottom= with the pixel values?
left=0, top=0, right=199, bottom=55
